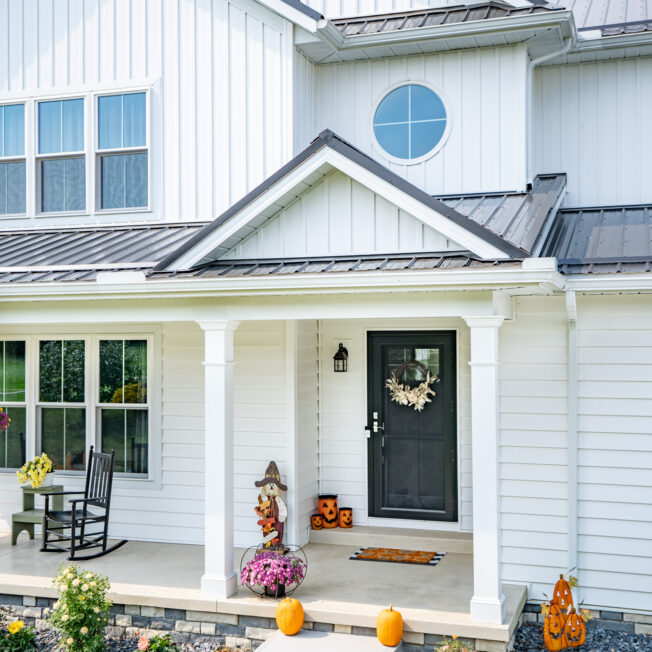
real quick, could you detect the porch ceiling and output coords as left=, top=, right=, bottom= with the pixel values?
left=0, top=534, right=525, bottom=641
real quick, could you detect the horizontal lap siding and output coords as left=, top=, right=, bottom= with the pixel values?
left=112, top=322, right=204, bottom=543
left=319, top=318, right=472, bottom=530
left=233, top=321, right=288, bottom=548
left=533, top=57, right=652, bottom=206
left=576, top=295, right=652, bottom=613
left=500, top=296, right=569, bottom=599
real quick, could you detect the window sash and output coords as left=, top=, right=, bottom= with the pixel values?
left=0, top=339, right=27, bottom=470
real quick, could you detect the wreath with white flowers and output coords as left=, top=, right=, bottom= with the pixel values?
left=385, top=360, right=438, bottom=412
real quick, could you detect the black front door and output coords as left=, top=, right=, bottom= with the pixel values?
left=367, top=331, right=457, bottom=521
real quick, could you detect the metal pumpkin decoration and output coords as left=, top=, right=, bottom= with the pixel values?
left=563, top=609, right=586, bottom=648
left=311, top=514, right=323, bottom=530
left=338, top=507, right=353, bottom=528
left=551, top=574, right=574, bottom=612
left=318, top=494, right=338, bottom=529
left=543, top=603, right=567, bottom=652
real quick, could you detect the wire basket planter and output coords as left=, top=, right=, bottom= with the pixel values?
left=240, top=544, right=307, bottom=599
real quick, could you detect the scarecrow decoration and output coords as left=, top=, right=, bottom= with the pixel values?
left=254, top=461, right=288, bottom=549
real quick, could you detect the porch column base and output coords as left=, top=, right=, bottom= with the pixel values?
left=470, top=594, right=505, bottom=624
left=200, top=572, right=238, bottom=599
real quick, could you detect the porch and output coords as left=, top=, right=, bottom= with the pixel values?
left=0, top=532, right=525, bottom=645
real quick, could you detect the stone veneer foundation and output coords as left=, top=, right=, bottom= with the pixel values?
left=4, top=594, right=650, bottom=651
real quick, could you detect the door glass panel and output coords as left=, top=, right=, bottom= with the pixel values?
left=382, top=343, right=445, bottom=513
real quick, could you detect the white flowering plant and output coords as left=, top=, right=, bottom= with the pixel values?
left=47, top=563, right=112, bottom=652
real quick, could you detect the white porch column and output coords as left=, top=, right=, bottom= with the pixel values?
left=464, top=316, right=506, bottom=624
left=198, top=321, right=239, bottom=598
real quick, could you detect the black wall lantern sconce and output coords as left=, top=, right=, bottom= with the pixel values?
left=333, top=343, right=348, bottom=372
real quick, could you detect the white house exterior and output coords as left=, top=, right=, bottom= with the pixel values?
left=0, top=0, right=651, bottom=646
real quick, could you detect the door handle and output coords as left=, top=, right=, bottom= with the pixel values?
left=373, top=420, right=385, bottom=433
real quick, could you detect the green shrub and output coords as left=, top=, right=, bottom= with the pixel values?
left=0, top=605, right=12, bottom=631
left=47, top=563, right=111, bottom=652
left=0, top=620, right=37, bottom=651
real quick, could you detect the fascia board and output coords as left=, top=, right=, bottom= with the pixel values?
left=168, top=153, right=334, bottom=271
left=323, top=149, right=511, bottom=259
left=0, top=267, right=565, bottom=301
left=324, top=11, right=574, bottom=52
left=566, top=274, right=652, bottom=292
left=571, top=31, right=652, bottom=53
left=255, top=0, right=321, bottom=31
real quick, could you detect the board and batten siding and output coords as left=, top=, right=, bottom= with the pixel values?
left=0, top=0, right=293, bottom=226
left=222, top=169, right=461, bottom=259
left=499, top=296, right=569, bottom=599
left=575, top=294, right=652, bottom=613
left=319, top=318, right=473, bottom=531
left=533, top=57, right=652, bottom=207
left=313, top=45, right=528, bottom=196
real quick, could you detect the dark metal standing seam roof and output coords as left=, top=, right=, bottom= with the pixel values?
left=333, top=2, right=560, bottom=36
left=437, top=173, right=566, bottom=254
left=0, top=222, right=207, bottom=268
left=149, top=251, right=522, bottom=280
left=543, top=204, right=652, bottom=274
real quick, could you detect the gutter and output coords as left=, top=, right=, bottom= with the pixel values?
left=526, top=38, right=572, bottom=184
left=0, top=264, right=565, bottom=302
left=565, top=291, right=579, bottom=585
left=319, top=11, right=575, bottom=52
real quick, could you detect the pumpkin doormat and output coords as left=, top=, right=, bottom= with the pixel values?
left=350, top=547, right=446, bottom=566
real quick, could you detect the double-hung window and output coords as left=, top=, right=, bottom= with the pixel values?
left=0, top=341, right=27, bottom=470
left=38, top=98, right=86, bottom=213
left=0, top=104, right=26, bottom=215
left=38, top=340, right=86, bottom=471
left=98, top=339, right=149, bottom=474
left=97, top=93, right=147, bottom=210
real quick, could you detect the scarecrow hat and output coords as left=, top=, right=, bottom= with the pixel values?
left=255, top=461, right=287, bottom=491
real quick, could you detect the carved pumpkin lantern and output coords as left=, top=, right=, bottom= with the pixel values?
left=311, top=514, right=323, bottom=530
left=275, top=597, right=304, bottom=636
left=339, top=507, right=353, bottom=528
left=551, top=574, right=574, bottom=613
left=563, top=609, right=586, bottom=648
left=376, top=604, right=403, bottom=647
left=318, top=494, right=338, bottom=529
left=543, top=603, right=566, bottom=652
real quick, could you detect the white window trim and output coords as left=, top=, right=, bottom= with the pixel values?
left=0, top=103, right=28, bottom=217
left=0, top=80, right=154, bottom=223
left=94, top=89, right=150, bottom=214
left=0, top=339, right=28, bottom=471
left=0, top=327, right=161, bottom=492
left=369, top=80, right=454, bottom=167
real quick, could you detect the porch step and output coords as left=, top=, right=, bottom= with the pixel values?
left=309, top=525, right=472, bottom=554
left=257, top=630, right=400, bottom=651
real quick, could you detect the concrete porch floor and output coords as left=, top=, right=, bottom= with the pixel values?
left=0, top=532, right=525, bottom=643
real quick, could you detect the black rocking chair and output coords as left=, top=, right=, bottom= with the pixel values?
left=40, top=446, right=127, bottom=560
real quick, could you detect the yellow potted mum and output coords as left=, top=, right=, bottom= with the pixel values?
left=17, top=453, right=54, bottom=489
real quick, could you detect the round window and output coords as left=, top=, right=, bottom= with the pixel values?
left=373, top=84, right=447, bottom=161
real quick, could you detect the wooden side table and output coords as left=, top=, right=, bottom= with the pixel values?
left=12, top=484, right=64, bottom=545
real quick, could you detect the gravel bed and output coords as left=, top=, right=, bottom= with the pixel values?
left=514, top=622, right=652, bottom=651
left=28, top=628, right=253, bottom=651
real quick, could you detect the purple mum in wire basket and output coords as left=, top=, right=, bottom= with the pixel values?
left=0, top=408, right=10, bottom=431
left=240, top=549, right=306, bottom=598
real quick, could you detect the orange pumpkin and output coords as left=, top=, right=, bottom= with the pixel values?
left=377, top=604, right=403, bottom=647
left=551, top=574, right=574, bottom=613
left=275, top=597, right=304, bottom=636
left=311, top=514, right=323, bottom=530
left=563, top=609, right=586, bottom=648
left=543, top=603, right=566, bottom=651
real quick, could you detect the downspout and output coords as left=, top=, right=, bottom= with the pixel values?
left=527, top=38, right=572, bottom=184
left=565, top=291, right=579, bottom=590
